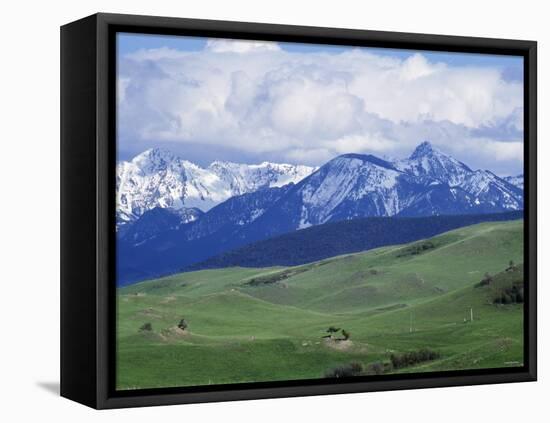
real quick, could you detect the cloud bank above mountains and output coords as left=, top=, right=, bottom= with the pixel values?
left=117, top=35, right=524, bottom=175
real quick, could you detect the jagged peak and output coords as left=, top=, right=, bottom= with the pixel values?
left=406, top=141, right=473, bottom=174
left=132, top=147, right=179, bottom=165
left=409, top=141, right=440, bottom=160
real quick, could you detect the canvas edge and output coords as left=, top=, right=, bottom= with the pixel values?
left=59, top=12, right=537, bottom=410
left=60, top=13, right=99, bottom=409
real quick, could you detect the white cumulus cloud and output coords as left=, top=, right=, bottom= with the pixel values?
left=117, top=38, right=524, bottom=175
left=205, top=39, right=282, bottom=53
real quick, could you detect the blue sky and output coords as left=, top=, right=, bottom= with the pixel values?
left=118, top=33, right=523, bottom=81
left=118, top=33, right=523, bottom=77
left=117, top=33, right=524, bottom=175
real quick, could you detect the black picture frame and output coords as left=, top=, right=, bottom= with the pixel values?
left=60, top=12, right=537, bottom=409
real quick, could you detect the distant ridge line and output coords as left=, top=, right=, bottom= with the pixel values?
left=186, top=211, right=523, bottom=273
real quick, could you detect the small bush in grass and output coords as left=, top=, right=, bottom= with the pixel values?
left=349, top=361, right=363, bottom=374
left=366, top=361, right=385, bottom=375
left=324, top=366, right=352, bottom=378
left=178, top=319, right=188, bottom=331
left=139, top=322, right=152, bottom=332
left=493, top=285, right=524, bottom=304
left=390, top=353, right=400, bottom=368
left=324, top=362, right=363, bottom=378
left=390, top=348, right=440, bottom=369
left=475, top=272, right=493, bottom=288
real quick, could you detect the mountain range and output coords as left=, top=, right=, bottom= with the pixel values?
left=116, top=148, right=316, bottom=227
left=117, top=141, right=524, bottom=285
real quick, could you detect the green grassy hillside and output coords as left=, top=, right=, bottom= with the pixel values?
left=117, top=219, right=524, bottom=389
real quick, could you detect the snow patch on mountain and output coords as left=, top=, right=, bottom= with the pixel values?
left=461, top=170, right=523, bottom=210
left=119, top=206, right=204, bottom=246
left=504, top=174, right=524, bottom=190
left=208, top=161, right=316, bottom=194
left=298, top=155, right=403, bottom=226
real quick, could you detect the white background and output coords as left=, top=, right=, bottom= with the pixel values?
left=1, top=0, right=546, bottom=421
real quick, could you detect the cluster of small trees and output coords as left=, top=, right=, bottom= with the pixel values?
left=473, top=260, right=523, bottom=304
left=323, top=347, right=441, bottom=378
left=390, top=348, right=440, bottom=369
left=494, top=285, right=524, bottom=304
left=324, top=362, right=363, bottom=378
left=246, top=268, right=305, bottom=286
left=396, top=241, right=435, bottom=258
left=476, top=260, right=520, bottom=288
left=322, top=326, right=351, bottom=341
left=365, top=361, right=386, bottom=375
left=324, top=361, right=396, bottom=378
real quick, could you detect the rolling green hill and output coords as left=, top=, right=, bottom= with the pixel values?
left=117, top=219, right=524, bottom=390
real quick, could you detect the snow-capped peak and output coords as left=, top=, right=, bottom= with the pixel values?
left=130, top=148, right=179, bottom=171
left=117, top=150, right=316, bottom=226
left=396, top=141, right=472, bottom=187
left=297, top=153, right=403, bottom=226
left=409, top=141, right=438, bottom=160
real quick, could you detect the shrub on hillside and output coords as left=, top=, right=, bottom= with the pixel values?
left=390, top=348, right=440, bottom=369
left=475, top=272, right=493, bottom=288
left=366, top=361, right=385, bottom=375
left=396, top=241, right=435, bottom=258
left=494, top=285, right=524, bottom=304
left=139, top=322, right=152, bottom=332
left=178, top=318, right=188, bottom=331
left=324, top=362, right=364, bottom=378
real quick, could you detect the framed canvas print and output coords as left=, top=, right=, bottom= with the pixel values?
left=60, top=13, right=537, bottom=409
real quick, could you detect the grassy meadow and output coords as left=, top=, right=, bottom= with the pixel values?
left=116, top=219, right=524, bottom=389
